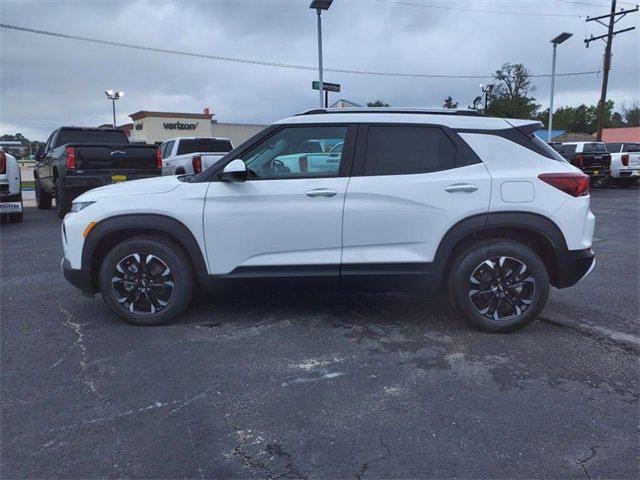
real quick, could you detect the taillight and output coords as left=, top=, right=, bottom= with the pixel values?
left=192, top=155, right=202, bottom=173
left=538, top=172, right=590, bottom=197
left=621, top=154, right=629, bottom=166
left=0, top=151, right=6, bottom=174
left=575, top=154, right=584, bottom=167
left=65, top=146, right=76, bottom=169
left=155, top=148, right=162, bottom=169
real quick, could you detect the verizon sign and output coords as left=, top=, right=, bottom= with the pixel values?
left=163, top=121, right=199, bottom=130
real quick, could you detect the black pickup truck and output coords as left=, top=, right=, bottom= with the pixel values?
left=552, top=142, right=611, bottom=186
left=34, top=127, right=161, bottom=217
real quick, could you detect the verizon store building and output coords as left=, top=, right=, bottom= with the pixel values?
left=125, top=109, right=266, bottom=146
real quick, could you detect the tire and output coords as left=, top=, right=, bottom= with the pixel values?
left=35, top=178, right=52, bottom=210
left=448, top=239, right=550, bottom=333
left=590, top=176, right=606, bottom=188
left=98, top=236, right=195, bottom=326
left=55, top=178, right=72, bottom=218
left=8, top=193, right=23, bottom=223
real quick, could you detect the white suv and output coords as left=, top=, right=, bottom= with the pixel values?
left=61, top=108, right=595, bottom=332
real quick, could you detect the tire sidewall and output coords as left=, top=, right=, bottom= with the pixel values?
left=99, top=237, right=194, bottom=326
left=449, top=240, right=550, bottom=333
left=55, top=178, right=70, bottom=218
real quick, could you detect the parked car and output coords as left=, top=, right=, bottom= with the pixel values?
left=60, top=108, right=595, bottom=333
left=160, top=137, right=233, bottom=175
left=606, top=142, right=640, bottom=187
left=557, top=142, right=611, bottom=187
left=34, top=127, right=162, bottom=218
left=0, top=148, right=23, bottom=223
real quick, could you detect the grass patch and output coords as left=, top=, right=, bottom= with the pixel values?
left=21, top=181, right=35, bottom=189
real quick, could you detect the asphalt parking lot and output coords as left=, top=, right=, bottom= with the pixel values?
left=1, top=188, right=638, bottom=479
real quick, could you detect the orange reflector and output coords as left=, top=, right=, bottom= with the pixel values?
left=83, top=222, right=97, bottom=238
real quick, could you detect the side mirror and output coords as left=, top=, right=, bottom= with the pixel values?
left=35, top=146, right=45, bottom=159
left=219, top=159, right=247, bottom=182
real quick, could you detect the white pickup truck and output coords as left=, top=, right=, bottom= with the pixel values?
left=606, top=142, right=640, bottom=187
left=160, top=137, right=233, bottom=175
left=0, top=148, right=23, bottom=223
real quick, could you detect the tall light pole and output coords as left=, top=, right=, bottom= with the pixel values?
left=310, top=0, right=333, bottom=108
left=548, top=32, right=572, bottom=142
left=105, top=90, right=124, bottom=127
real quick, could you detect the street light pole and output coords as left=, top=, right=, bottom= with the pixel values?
left=548, top=32, right=573, bottom=142
left=310, top=1, right=333, bottom=108
left=104, top=90, right=124, bottom=128
left=548, top=42, right=557, bottom=142
left=316, top=8, right=323, bottom=108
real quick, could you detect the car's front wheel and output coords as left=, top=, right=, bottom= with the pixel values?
left=448, top=240, right=550, bottom=333
left=99, top=236, right=195, bottom=325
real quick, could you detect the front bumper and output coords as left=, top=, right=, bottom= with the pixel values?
left=62, top=258, right=95, bottom=297
left=554, top=248, right=595, bottom=288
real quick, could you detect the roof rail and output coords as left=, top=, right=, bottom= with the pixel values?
left=296, top=107, right=486, bottom=117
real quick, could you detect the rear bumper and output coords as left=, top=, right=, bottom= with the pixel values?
left=62, top=258, right=95, bottom=297
left=554, top=248, right=595, bottom=288
left=62, top=170, right=160, bottom=190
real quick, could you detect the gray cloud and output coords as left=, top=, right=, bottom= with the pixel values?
left=1, top=0, right=638, bottom=140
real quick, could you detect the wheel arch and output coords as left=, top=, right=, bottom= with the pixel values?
left=82, top=214, right=211, bottom=294
left=435, top=212, right=568, bottom=289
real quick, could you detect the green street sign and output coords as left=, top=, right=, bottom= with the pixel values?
left=312, top=81, right=341, bottom=92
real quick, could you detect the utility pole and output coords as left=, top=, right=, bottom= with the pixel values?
left=584, top=0, right=638, bottom=140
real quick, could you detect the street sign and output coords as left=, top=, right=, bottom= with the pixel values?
left=312, top=81, right=341, bottom=92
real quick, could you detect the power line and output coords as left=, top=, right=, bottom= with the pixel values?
left=0, top=23, right=601, bottom=80
left=375, top=0, right=584, bottom=17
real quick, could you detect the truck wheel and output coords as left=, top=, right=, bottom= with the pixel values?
left=98, top=236, right=195, bottom=326
left=618, top=178, right=632, bottom=188
left=8, top=193, right=23, bottom=223
left=590, top=176, right=606, bottom=188
left=35, top=179, right=52, bottom=210
left=55, top=178, right=72, bottom=218
left=448, top=239, right=550, bottom=333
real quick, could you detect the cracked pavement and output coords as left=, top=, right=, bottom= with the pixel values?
left=1, top=188, right=638, bottom=479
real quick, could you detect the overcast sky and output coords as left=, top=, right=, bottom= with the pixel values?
left=1, top=0, right=638, bottom=141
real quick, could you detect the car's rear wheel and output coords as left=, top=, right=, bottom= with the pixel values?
left=99, top=236, right=195, bottom=326
left=448, top=240, right=550, bottom=333
left=35, top=179, right=52, bottom=210
left=55, top=178, right=72, bottom=218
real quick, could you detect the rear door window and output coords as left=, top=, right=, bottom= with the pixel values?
left=363, top=125, right=456, bottom=175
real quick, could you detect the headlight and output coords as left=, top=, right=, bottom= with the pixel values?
left=70, top=201, right=96, bottom=213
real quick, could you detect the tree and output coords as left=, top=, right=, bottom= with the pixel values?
left=367, top=100, right=390, bottom=107
left=620, top=100, right=640, bottom=127
left=485, top=62, right=540, bottom=119
left=536, top=100, right=614, bottom=134
left=443, top=96, right=458, bottom=109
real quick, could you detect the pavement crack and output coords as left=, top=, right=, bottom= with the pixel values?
left=356, top=438, right=392, bottom=480
left=539, top=316, right=639, bottom=354
left=577, top=445, right=599, bottom=480
left=58, top=301, right=97, bottom=393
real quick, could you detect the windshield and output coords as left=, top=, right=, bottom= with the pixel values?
left=177, top=139, right=232, bottom=155
left=55, top=129, right=128, bottom=147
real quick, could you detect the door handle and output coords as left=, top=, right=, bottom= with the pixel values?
left=306, top=188, right=338, bottom=198
left=444, top=184, right=479, bottom=193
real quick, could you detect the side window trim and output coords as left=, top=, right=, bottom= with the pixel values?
left=210, top=123, right=358, bottom=181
